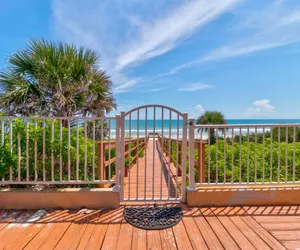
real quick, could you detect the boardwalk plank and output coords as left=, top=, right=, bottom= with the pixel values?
left=84, top=209, right=115, bottom=250
left=131, top=226, right=147, bottom=250
left=200, top=208, right=239, bottom=250
left=23, top=210, right=77, bottom=250
left=172, top=215, right=193, bottom=250
left=241, top=209, right=286, bottom=250
left=0, top=210, right=35, bottom=248
left=222, top=207, right=271, bottom=250
left=101, top=206, right=124, bottom=250
left=0, top=210, right=24, bottom=232
left=5, top=210, right=61, bottom=250
left=159, top=228, right=177, bottom=250
left=74, top=210, right=102, bottom=249
left=190, top=207, right=224, bottom=250
left=124, top=139, right=178, bottom=200
left=116, top=215, right=134, bottom=250
left=211, top=207, right=256, bottom=250
left=147, top=230, right=162, bottom=250
left=182, top=207, right=208, bottom=250
left=282, top=240, right=300, bottom=250
left=272, top=230, right=300, bottom=241
left=54, top=210, right=101, bottom=250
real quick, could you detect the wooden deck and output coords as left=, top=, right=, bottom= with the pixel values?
left=1, top=205, right=300, bottom=249
left=123, top=138, right=179, bottom=200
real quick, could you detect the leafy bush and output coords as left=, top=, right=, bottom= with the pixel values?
left=203, top=138, right=300, bottom=183
left=0, top=145, right=15, bottom=178
left=0, top=119, right=98, bottom=182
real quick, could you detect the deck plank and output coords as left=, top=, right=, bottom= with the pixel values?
left=131, top=226, right=147, bottom=250
left=272, top=230, right=300, bottom=241
left=172, top=213, right=193, bottom=250
left=222, top=207, right=271, bottom=250
left=116, top=212, right=134, bottom=250
left=124, top=139, right=178, bottom=200
left=0, top=205, right=293, bottom=250
left=74, top=210, right=103, bottom=249
left=147, top=230, right=162, bottom=250
left=281, top=240, right=300, bottom=250
left=211, top=207, right=256, bottom=250
left=5, top=210, right=61, bottom=250
left=181, top=206, right=208, bottom=250
left=241, top=208, right=286, bottom=250
left=54, top=210, right=101, bottom=250
left=0, top=210, right=35, bottom=248
left=260, top=222, right=300, bottom=231
left=190, top=207, right=224, bottom=250
left=23, top=210, right=77, bottom=250
left=84, top=209, right=115, bottom=250
left=200, top=208, right=239, bottom=250
left=101, top=206, right=124, bottom=250
left=0, top=210, right=24, bottom=232
left=159, top=228, right=177, bottom=250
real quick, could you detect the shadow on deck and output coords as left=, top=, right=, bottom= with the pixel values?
left=1, top=205, right=299, bottom=249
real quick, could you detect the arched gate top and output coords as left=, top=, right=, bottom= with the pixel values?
left=124, top=104, right=185, bottom=117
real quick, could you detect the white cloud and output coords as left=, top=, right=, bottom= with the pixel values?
left=116, top=0, right=241, bottom=70
left=143, top=88, right=166, bottom=92
left=166, top=2, right=300, bottom=75
left=253, top=99, right=275, bottom=112
left=113, top=79, right=137, bottom=94
left=178, top=83, right=213, bottom=91
left=188, top=104, right=205, bottom=118
left=244, top=99, right=275, bottom=118
left=195, top=104, right=205, bottom=115
left=51, top=0, right=241, bottom=91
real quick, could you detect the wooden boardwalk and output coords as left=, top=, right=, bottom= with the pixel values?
left=123, top=138, right=179, bottom=200
left=1, top=205, right=300, bottom=249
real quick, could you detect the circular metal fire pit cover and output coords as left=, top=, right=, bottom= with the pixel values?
left=124, top=206, right=183, bottom=230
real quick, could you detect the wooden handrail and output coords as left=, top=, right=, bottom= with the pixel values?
left=157, top=134, right=206, bottom=182
left=97, top=137, right=147, bottom=187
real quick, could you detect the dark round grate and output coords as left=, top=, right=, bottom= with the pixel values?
left=124, top=206, right=183, bottom=230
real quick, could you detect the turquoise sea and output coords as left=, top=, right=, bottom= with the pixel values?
left=108, top=119, right=300, bottom=138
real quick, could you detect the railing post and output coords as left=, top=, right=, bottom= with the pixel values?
left=98, top=142, right=106, bottom=188
left=124, top=143, right=129, bottom=177
left=114, top=115, right=121, bottom=190
left=188, top=118, right=197, bottom=190
left=201, top=141, right=206, bottom=183
left=134, top=141, right=138, bottom=163
left=178, top=143, right=182, bottom=176
left=197, top=141, right=206, bottom=183
left=181, top=113, right=188, bottom=202
left=170, top=140, right=173, bottom=163
left=120, top=112, right=125, bottom=201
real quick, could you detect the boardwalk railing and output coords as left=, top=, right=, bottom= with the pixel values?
left=0, top=117, right=146, bottom=186
left=2, top=115, right=300, bottom=195
left=158, top=122, right=300, bottom=188
left=157, top=134, right=206, bottom=182
left=188, top=122, right=300, bottom=187
left=98, top=137, right=147, bottom=187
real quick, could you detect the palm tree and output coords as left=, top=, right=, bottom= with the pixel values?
left=0, top=38, right=116, bottom=117
left=196, top=111, right=227, bottom=144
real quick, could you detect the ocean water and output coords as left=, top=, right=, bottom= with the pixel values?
left=107, top=119, right=300, bottom=139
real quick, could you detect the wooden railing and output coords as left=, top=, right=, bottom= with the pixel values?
left=97, top=137, right=147, bottom=187
left=157, top=134, right=206, bottom=182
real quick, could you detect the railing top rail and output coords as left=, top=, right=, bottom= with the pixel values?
left=0, top=116, right=116, bottom=120
left=194, top=123, right=300, bottom=128
left=124, top=104, right=185, bottom=117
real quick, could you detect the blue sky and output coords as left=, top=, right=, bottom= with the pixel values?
left=1, top=0, right=300, bottom=119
